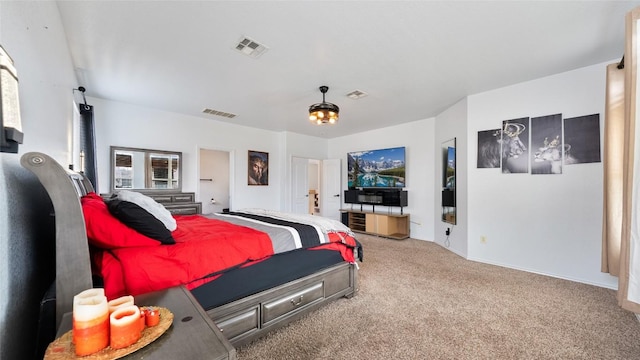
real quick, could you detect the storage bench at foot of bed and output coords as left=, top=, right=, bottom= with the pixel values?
left=206, top=261, right=357, bottom=347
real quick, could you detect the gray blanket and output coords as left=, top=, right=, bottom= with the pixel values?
left=205, top=213, right=313, bottom=253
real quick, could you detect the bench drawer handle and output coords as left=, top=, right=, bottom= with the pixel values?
left=290, top=295, right=304, bottom=306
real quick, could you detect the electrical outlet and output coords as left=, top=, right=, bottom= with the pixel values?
left=445, top=228, right=450, bottom=236
left=480, top=236, right=487, bottom=244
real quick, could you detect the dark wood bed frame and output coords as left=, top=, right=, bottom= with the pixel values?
left=21, top=152, right=358, bottom=349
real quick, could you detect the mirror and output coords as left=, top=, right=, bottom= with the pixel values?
left=110, top=146, right=182, bottom=193
left=441, top=138, right=456, bottom=224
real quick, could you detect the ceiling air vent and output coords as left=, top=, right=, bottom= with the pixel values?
left=202, top=108, right=237, bottom=119
left=346, top=89, right=368, bottom=99
left=234, top=36, right=269, bottom=59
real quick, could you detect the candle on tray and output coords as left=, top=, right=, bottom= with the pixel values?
left=110, top=305, right=142, bottom=350
left=108, top=295, right=134, bottom=314
left=72, top=288, right=109, bottom=356
left=144, top=307, right=160, bottom=327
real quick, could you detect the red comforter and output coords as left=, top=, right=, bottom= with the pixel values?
left=93, top=215, right=355, bottom=299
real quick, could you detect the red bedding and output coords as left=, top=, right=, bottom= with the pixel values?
left=93, top=215, right=356, bottom=300
left=95, top=215, right=274, bottom=299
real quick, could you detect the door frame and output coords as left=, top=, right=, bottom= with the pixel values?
left=197, top=147, right=235, bottom=213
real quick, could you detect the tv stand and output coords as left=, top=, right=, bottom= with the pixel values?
left=340, top=209, right=410, bottom=240
left=342, top=189, right=409, bottom=239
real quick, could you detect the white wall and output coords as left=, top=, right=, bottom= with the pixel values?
left=90, top=97, right=285, bottom=211
left=0, top=1, right=79, bottom=163
left=91, top=99, right=334, bottom=212
left=434, top=98, right=468, bottom=257
left=328, top=119, right=436, bottom=241
left=284, top=131, right=329, bottom=160
left=467, top=61, right=618, bottom=289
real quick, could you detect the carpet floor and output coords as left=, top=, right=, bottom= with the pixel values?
left=236, top=234, right=640, bottom=360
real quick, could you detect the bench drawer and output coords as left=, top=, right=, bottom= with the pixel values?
left=262, top=282, right=323, bottom=324
left=216, top=307, right=259, bottom=341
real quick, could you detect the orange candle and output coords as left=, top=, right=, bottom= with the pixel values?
left=138, top=307, right=147, bottom=332
left=73, top=289, right=109, bottom=356
left=110, top=305, right=142, bottom=349
left=108, top=295, right=134, bottom=314
left=145, top=307, right=160, bottom=327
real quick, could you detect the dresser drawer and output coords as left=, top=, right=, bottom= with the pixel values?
left=165, top=203, right=202, bottom=215
left=215, top=307, right=259, bottom=341
left=173, top=194, right=195, bottom=202
left=151, top=195, right=174, bottom=203
left=262, top=282, right=323, bottom=324
left=148, top=192, right=195, bottom=204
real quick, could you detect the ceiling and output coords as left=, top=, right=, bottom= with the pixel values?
left=56, top=1, right=640, bottom=139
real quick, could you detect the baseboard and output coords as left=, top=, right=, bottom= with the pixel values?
left=465, top=256, right=618, bottom=290
left=428, top=239, right=617, bottom=290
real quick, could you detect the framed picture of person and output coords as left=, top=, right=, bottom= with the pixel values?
left=248, top=150, right=269, bottom=185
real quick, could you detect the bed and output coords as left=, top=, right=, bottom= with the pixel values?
left=21, top=151, right=360, bottom=349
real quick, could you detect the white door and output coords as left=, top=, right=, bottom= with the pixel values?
left=321, top=158, right=341, bottom=221
left=291, top=157, right=309, bottom=214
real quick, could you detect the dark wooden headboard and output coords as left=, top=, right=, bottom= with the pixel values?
left=20, top=152, right=94, bottom=327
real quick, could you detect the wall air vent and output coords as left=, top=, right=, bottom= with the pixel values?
left=234, top=36, right=269, bottom=59
left=202, top=108, right=237, bottom=119
left=346, top=89, right=368, bottom=99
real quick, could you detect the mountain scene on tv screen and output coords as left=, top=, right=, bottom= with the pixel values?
left=347, top=147, right=405, bottom=188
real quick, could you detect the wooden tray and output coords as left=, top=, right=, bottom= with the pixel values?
left=44, top=307, right=174, bottom=360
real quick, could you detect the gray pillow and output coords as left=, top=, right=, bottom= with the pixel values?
left=115, top=190, right=177, bottom=231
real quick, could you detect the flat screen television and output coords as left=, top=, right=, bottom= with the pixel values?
left=347, top=146, right=406, bottom=188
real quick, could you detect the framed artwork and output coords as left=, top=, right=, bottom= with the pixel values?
left=248, top=150, right=269, bottom=185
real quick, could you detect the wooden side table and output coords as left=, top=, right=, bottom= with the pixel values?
left=55, top=286, right=236, bottom=360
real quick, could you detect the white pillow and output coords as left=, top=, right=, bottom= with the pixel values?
left=115, top=190, right=177, bottom=231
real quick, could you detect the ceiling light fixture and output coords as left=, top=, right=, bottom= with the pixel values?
left=308, top=86, right=339, bottom=125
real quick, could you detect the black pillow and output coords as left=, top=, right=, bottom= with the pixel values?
left=107, top=199, right=175, bottom=245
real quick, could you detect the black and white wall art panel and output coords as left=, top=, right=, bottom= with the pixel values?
left=531, top=113, right=563, bottom=175
left=563, top=114, right=601, bottom=164
left=477, top=129, right=501, bottom=169
left=501, top=117, right=530, bottom=174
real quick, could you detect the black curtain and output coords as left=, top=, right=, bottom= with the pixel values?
left=79, top=103, right=98, bottom=189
